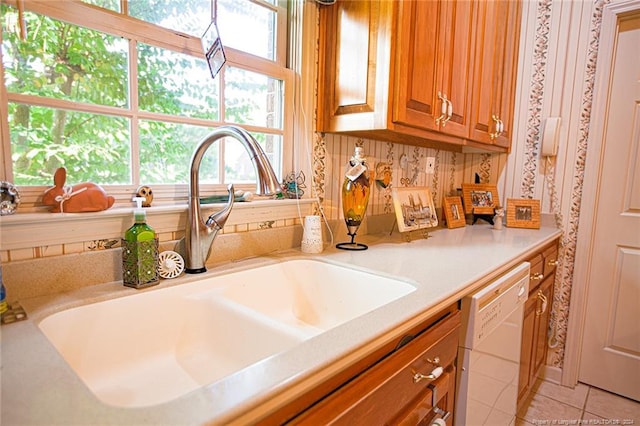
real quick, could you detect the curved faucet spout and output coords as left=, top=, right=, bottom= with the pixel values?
left=181, top=125, right=281, bottom=273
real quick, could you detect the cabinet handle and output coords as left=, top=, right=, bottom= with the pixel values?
left=547, top=259, right=559, bottom=267
left=441, top=99, right=453, bottom=127
left=530, top=272, right=544, bottom=281
left=436, top=92, right=449, bottom=126
left=490, top=114, right=503, bottom=140
left=536, top=290, right=548, bottom=316
left=413, top=366, right=444, bottom=383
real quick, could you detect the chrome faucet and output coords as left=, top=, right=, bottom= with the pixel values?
left=179, top=125, right=281, bottom=273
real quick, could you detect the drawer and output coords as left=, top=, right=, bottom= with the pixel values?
left=289, top=311, right=461, bottom=425
left=543, top=245, right=559, bottom=277
left=395, top=369, right=455, bottom=426
left=528, top=255, right=544, bottom=294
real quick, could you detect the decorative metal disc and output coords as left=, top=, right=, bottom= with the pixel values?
left=158, top=250, right=185, bottom=279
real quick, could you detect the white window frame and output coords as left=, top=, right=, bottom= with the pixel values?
left=0, top=0, right=294, bottom=211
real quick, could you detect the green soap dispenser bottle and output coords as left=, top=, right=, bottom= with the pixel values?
left=122, top=197, right=159, bottom=288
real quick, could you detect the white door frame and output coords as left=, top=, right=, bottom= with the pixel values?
left=563, top=0, right=640, bottom=387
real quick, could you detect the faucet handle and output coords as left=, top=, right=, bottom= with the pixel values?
left=206, top=184, right=234, bottom=229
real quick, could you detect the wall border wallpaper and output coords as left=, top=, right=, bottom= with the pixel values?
left=550, top=0, right=610, bottom=368
left=521, top=0, right=552, bottom=199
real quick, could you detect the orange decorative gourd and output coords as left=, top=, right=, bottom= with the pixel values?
left=42, top=167, right=115, bottom=213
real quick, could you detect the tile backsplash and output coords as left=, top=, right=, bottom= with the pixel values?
left=1, top=132, right=503, bottom=301
left=315, top=133, right=507, bottom=223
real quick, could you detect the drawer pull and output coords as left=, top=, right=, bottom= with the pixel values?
left=547, top=259, right=559, bottom=267
left=413, top=366, right=444, bottom=383
left=530, top=272, right=544, bottom=281
left=536, top=291, right=548, bottom=316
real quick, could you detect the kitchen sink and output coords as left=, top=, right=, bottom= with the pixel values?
left=38, top=259, right=415, bottom=408
left=218, top=259, right=416, bottom=333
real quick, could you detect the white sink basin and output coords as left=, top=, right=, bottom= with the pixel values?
left=38, top=259, right=415, bottom=408
left=219, top=260, right=416, bottom=333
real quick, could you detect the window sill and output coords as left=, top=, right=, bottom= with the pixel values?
left=0, top=198, right=316, bottom=252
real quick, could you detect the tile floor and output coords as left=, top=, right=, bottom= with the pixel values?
left=517, top=379, right=640, bottom=425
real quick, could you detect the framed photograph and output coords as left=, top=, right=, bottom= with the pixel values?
left=461, top=183, right=500, bottom=215
left=443, top=196, right=466, bottom=229
left=506, top=198, right=541, bottom=229
left=392, top=187, right=438, bottom=233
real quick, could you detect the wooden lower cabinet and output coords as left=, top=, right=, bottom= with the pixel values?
left=517, top=240, right=559, bottom=408
left=282, top=307, right=461, bottom=425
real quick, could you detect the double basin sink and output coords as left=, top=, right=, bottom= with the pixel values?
left=38, top=259, right=416, bottom=408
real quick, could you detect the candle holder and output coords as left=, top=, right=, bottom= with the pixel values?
left=336, top=229, right=368, bottom=251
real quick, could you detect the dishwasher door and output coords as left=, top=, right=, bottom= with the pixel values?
left=455, top=262, right=530, bottom=426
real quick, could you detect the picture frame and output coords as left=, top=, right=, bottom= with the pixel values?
left=391, top=186, right=438, bottom=233
left=506, top=198, right=541, bottom=229
left=461, top=183, right=500, bottom=215
left=443, top=196, right=466, bottom=229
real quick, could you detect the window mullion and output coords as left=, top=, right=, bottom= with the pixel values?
left=219, top=66, right=226, bottom=183
left=120, top=0, right=129, bottom=15
left=0, top=28, right=14, bottom=181
left=129, top=39, right=140, bottom=187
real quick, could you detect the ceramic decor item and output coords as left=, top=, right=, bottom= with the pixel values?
left=42, top=167, right=115, bottom=213
left=301, top=215, right=323, bottom=254
left=336, top=146, right=370, bottom=251
left=0, top=181, right=20, bottom=215
left=136, top=185, right=154, bottom=207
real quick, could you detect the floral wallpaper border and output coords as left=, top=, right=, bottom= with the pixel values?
left=549, top=0, right=610, bottom=367
left=521, top=0, right=553, bottom=200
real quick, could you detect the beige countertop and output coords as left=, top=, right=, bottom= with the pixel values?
left=1, top=221, right=561, bottom=425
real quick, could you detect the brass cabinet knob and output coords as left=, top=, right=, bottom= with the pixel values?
left=530, top=272, right=544, bottom=281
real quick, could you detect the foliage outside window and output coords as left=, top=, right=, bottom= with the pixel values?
left=1, top=0, right=290, bottom=201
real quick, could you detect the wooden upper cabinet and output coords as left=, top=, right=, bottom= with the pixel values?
left=317, top=0, right=395, bottom=132
left=467, top=0, right=522, bottom=149
left=317, top=0, right=522, bottom=152
left=393, top=0, right=473, bottom=139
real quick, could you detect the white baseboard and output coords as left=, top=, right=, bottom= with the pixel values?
left=539, top=365, right=563, bottom=385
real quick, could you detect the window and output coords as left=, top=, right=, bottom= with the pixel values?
left=0, top=0, right=292, bottom=206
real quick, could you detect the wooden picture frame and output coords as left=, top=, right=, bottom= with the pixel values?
left=461, top=183, right=500, bottom=215
left=392, top=187, right=438, bottom=233
left=443, top=196, right=466, bottom=229
left=506, top=198, right=541, bottom=229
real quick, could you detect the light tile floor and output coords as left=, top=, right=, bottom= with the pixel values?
left=517, top=379, right=640, bottom=426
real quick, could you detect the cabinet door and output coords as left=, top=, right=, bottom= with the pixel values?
left=317, top=0, right=394, bottom=132
left=468, top=0, right=522, bottom=148
left=518, top=294, right=537, bottom=403
left=532, top=277, right=554, bottom=377
left=393, top=0, right=473, bottom=138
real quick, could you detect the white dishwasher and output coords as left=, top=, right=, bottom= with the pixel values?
left=455, top=262, right=530, bottom=426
